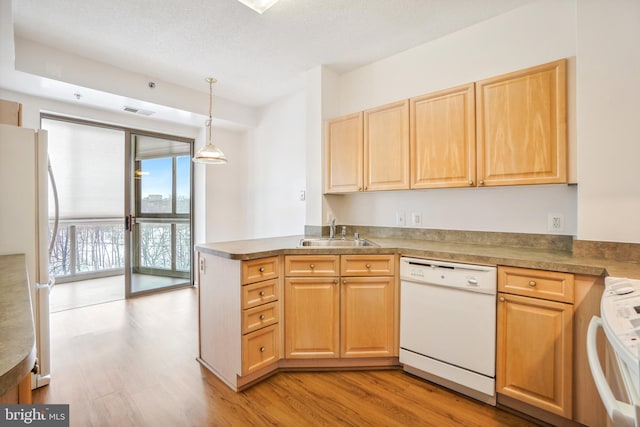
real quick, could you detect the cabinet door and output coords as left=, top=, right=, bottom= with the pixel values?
left=341, top=276, right=395, bottom=358
left=364, top=100, right=410, bottom=191
left=476, top=59, right=567, bottom=186
left=497, top=292, right=573, bottom=418
left=285, top=277, right=340, bottom=358
left=410, top=84, right=476, bottom=189
left=0, top=99, right=22, bottom=126
left=325, top=112, right=363, bottom=193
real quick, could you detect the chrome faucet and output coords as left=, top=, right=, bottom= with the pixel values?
left=329, top=218, right=336, bottom=239
left=341, top=226, right=347, bottom=240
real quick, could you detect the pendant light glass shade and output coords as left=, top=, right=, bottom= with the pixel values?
left=193, top=77, right=227, bottom=164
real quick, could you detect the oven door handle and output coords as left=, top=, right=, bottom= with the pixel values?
left=587, top=316, right=637, bottom=427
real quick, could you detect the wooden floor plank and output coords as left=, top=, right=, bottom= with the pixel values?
left=33, top=287, right=535, bottom=427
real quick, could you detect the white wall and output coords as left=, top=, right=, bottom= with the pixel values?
left=245, top=90, right=307, bottom=238
left=320, top=0, right=579, bottom=236
left=576, top=0, right=640, bottom=243
left=328, top=185, right=577, bottom=234
left=202, top=128, right=250, bottom=243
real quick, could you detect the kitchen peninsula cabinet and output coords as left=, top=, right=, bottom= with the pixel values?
left=476, top=59, right=567, bottom=186
left=197, top=252, right=281, bottom=391
left=410, top=84, right=476, bottom=189
left=284, top=254, right=398, bottom=360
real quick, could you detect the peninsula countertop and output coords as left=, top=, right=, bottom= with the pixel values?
left=196, top=235, right=640, bottom=280
left=0, top=254, right=36, bottom=397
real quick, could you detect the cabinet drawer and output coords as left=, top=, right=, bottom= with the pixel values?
left=340, top=255, right=395, bottom=276
left=242, top=324, right=279, bottom=374
left=242, top=279, right=278, bottom=309
left=498, top=266, right=574, bottom=303
left=285, top=255, right=340, bottom=276
left=242, top=256, right=279, bottom=285
left=242, top=301, right=279, bottom=334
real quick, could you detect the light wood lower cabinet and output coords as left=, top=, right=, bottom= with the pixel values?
left=496, top=266, right=606, bottom=427
left=284, top=254, right=397, bottom=360
left=497, top=291, right=573, bottom=417
left=341, top=276, right=395, bottom=357
left=285, top=277, right=340, bottom=358
left=0, top=374, right=31, bottom=404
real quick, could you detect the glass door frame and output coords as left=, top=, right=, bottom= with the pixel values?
left=124, top=130, right=195, bottom=298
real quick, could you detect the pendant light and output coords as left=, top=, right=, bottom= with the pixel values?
left=192, top=77, right=227, bottom=164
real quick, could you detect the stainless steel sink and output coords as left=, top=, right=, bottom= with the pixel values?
left=297, top=238, right=378, bottom=248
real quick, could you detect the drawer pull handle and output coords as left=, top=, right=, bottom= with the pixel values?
left=259, top=291, right=265, bottom=296
left=309, top=264, right=315, bottom=269
left=333, top=279, right=338, bottom=284
left=259, top=267, right=265, bottom=273
left=365, top=264, right=371, bottom=269
left=343, top=280, right=347, bottom=284
left=259, top=346, right=265, bottom=353
left=528, top=280, right=537, bottom=287
left=499, top=297, right=505, bottom=302
left=259, top=314, right=265, bottom=320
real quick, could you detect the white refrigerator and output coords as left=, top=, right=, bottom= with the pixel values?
left=0, top=123, right=52, bottom=388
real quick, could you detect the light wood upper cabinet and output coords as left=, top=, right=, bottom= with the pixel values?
left=325, top=112, right=363, bottom=193
left=0, top=99, right=22, bottom=126
left=410, top=84, right=476, bottom=189
left=476, top=59, right=567, bottom=186
left=364, top=100, right=410, bottom=191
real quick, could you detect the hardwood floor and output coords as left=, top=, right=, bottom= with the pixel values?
left=34, top=287, right=535, bottom=427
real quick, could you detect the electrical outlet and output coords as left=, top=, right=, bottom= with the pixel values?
left=411, top=212, right=422, bottom=226
left=547, top=213, right=564, bottom=233
left=395, top=211, right=406, bottom=226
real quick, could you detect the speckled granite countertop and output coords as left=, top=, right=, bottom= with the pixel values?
left=196, top=234, right=640, bottom=279
left=0, top=254, right=36, bottom=396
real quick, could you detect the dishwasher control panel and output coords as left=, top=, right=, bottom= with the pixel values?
left=400, top=257, right=497, bottom=294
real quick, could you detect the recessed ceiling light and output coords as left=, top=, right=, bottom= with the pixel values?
left=236, top=0, right=280, bottom=14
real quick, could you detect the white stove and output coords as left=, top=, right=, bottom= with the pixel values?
left=588, top=276, right=640, bottom=427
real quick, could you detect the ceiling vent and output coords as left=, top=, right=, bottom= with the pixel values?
left=123, top=106, right=155, bottom=116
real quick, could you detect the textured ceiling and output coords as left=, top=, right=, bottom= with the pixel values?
left=12, top=0, right=534, bottom=107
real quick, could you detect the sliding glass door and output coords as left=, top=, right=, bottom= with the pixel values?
left=125, top=133, right=194, bottom=296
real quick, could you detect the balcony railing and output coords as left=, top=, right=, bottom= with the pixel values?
left=49, top=218, right=191, bottom=283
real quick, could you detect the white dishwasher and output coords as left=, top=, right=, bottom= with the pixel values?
left=400, top=257, right=497, bottom=405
